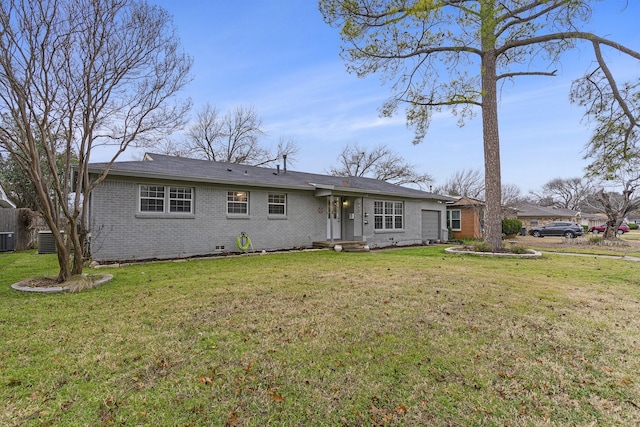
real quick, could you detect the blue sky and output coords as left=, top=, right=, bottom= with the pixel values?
left=122, top=0, right=640, bottom=193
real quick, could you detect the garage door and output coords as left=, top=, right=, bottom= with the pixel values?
left=421, top=210, right=440, bottom=242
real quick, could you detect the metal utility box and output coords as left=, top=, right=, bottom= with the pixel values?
left=0, top=232, right=15, bottom=252
left=38, top=231, right=62, bottom=254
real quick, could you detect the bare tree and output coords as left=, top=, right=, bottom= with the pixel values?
left=591, top=174, right=640, bottom=239
left=329, top=142, right=433, bottom=189
left=435, top=168, right=521, bottom=206
left=0, top=0, right=192, bottom=282
left=530, top=177, right=595, bottom=210
left=155, top=138, right=195, bottom=158
left=571, top=68, right=640, bottom=239
left=434, top=168, right=485, bottom=199
left=320, top=0, right=640, bottom=250
left=185, top=104, right=298, bottom=166
left=185, top=104, right=226, bottom=161
left=501, top=183, right=524, bottom=208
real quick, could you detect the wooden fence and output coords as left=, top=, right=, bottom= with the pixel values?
left=0, top=208, right=45, bottom=251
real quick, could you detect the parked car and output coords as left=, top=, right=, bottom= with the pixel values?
left=528, top=222, right=584, bottom=238
left=588, top=224, right=630, bottom=235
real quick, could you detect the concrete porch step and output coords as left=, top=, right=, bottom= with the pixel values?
left=312, top=240, right=370, bottom=252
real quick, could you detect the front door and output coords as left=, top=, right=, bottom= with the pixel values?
left=327, top=197, right=341, bottom=239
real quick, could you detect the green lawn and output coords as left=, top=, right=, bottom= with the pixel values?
left=1, top=248, right=639, bottom=426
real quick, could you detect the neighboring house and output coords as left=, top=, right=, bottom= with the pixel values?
left=0, top=185, right=16, bottom=209
left=515, top=205, right=600, bottom=230
left=85, top=153, right=454, bottom=262
left=446, top=196, right=519, bottom=239
left=590, top=213, right=609, bottom=227
left=446, top=197, right=485, bottom=239
left=589, top=212, right=634, bottom=228
left=1, top=185, right=17, bottom=252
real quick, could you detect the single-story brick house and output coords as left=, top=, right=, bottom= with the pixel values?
left=515, top=205, right=601, bottom=230
left=446, top=196, right=485, bottom=239
left=446, top=196, right=518, bottom=239
left=85, top=153, right=453, bottom=262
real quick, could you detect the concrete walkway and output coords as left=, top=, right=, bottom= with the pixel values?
left=544, top=251, right=640, bottom=262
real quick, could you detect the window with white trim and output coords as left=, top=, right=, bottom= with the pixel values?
left=374, top=201, right=403, bottom=230
left=447, top=209, right=461, bottom=230
left=268, top=193, right=286, bottom=215
left=227, top=191, right=249, bottom=214
left=140, top=185, right=165, bottom=212
left=139, top=185, right=193, bottom=214
left=169, top=187, right=193, bottom=212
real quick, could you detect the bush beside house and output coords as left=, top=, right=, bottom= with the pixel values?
left=502, top=218, right=522, bottom=237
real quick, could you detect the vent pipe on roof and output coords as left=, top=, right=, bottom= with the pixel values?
left=283, top=154, right=287, bottom=173
left=277, top=165, right=280, bottom=174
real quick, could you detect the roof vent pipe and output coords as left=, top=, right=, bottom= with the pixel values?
left=277, top=165, right=280, bottom=174
left=283, top=154, right=287, bottom=173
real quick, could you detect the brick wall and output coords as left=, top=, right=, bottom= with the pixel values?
left=89, top=177, right=448, bottom=261
left=89, top=177, right=326, bottom=262
left=451, top=207, right=483, bottom=239
left=360, top=198, right=446, bottom=248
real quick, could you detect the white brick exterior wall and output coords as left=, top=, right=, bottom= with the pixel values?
left=89, top=178, right=326, bottom=261
left=88, top=177, right=447, bottom=261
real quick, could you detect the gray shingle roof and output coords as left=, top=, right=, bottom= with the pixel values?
left=516, top=204, right=579, bottom=218
left=88, top=153, right=453, bottom=201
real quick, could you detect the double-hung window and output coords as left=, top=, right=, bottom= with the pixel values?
left=227, top=191, right=249, bottom=214
left=140, top=185, right=193, bottom=214
left=169, top=187, right=193, bottom=212
left=447, top=209, right=461, bottom=230
left=268, top=193, right=286, bottom=215
left=374, top=201, right=403, bottom=230
left=140, top=185, right=165, bottom=212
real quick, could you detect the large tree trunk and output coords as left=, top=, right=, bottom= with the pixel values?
left=30, top=160, right=72, bottom=283
left=480, top=3, right=503, bottom=251
left=55, top=242, right=71, bottom=283
left=69, top=217, right=86, bottom=276
left=597, top=187, right=635, bottom=240
left=44, top=221, right=71, bottom=283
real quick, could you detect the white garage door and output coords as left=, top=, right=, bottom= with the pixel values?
left=421, top=210, right=441, bottom=242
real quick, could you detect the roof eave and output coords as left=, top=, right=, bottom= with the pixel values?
left=88, top=167, right=314, bottom=191
left=88, top=165, right=453, bottom=201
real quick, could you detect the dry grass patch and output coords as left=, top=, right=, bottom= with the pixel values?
left=514, top=233, right=640, bottom=258
left=1, top=248, right=639, bottom=425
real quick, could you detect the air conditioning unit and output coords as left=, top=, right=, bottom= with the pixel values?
left=0, top=232, right=14, bottom=252
left=38, top=231, right=63, bottom=254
